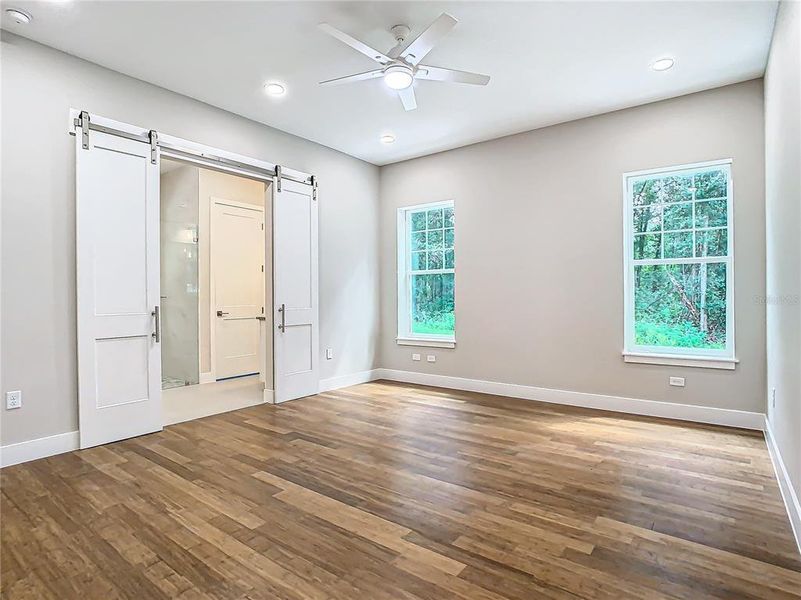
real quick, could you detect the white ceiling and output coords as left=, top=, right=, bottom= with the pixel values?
left=2, top=1, right=777, bottom=165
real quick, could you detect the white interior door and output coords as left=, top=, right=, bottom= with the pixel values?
left=76, top=130, right=162, bottom=449
left=212, top=199, right=265, bottom=379
left=273, top=179, right=319, bottom=402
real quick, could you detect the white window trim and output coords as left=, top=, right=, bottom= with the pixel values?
left=622, top=352, right=738, bottom=370
left=622, top=159, right=736, bottom=369
left=397, top=200, right=456, bottom=346
left=396, top=337, right=456, bottom=349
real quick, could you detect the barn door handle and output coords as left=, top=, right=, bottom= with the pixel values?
left=278, top=304, right=286, bottom=332
left=152, top=306, right=161, bottom=343
left=216, top=310, right=230, bottom=317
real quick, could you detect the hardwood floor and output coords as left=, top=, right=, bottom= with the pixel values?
left=2, top=380, right=800, bottom=599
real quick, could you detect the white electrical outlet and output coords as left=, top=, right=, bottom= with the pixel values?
left=6, top=390, right=22, bottom=410
left=412, top=353, right=421, bottom=361
left=669, top=376, right=685, bottom=387
left=426, top=355, right=436, bottom=363
left=325, top=348, right=333, bottom=360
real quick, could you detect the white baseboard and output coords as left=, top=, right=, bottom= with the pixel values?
left=263, top=388, right=274, bottom=404
left=0, top=369, right=765, bottom=468
left=199, top=372, right=215, bottom=384
left=0, top=431, right=79, bottom=468
left=372, top=368, right=765, bottom=431
left=319, top=369, right=379, bottom=393
left=764, top=417, right=801, bottom=555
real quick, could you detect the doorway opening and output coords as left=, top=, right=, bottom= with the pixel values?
left=159, top=157, right=272, bottom=424
left=73, top=110, right=319, bottom=448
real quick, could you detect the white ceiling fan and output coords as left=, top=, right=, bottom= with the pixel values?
left=318, top=13, right=490, bottom=111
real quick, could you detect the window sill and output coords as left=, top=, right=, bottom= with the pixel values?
left=623, top=352, right=738, bottom=370
left=396, top=337, right=456, bottom=349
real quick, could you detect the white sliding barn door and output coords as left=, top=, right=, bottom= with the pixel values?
left=76, top=130, right=162, bottom=448
left=273, top=179, right=319, bottom=403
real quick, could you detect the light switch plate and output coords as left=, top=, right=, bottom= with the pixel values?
left=412, top=353, right=421, bottom=361
left=325, top=348, right=333, bottom=360
left=426, top=355, right=436, bottom=363
left=6, top=390, right=22, bottom=410
left=669, top=376, right=685, bottom=387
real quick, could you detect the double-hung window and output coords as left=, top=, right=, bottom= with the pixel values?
left=397, top=201, right=455, bottom=347
left=623, top=160, right=736, bottom=368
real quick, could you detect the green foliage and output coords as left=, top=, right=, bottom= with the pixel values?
left=631, top=168, right=729, bottom=351
left=695, top=199, right=727, bottom=227
left=694, top=170, right=727, bottom=199
left=632, top=174, right=693, bottom=206
left=663, top=203, right=692, bottom=230
left=411, top=273, right=454, bottom=336
left=413, top=311, right=455, bottom=335
left=410, top=207, right=455, bottom=274
left=634, top=263, right=726, bottom=349
left=635, top=321, right=724, bottom=349
left=664, top=231, right=693, bottom=258
left=408, top=205, right=455, bottom=336
left=411, top=211, right=427, bottom=231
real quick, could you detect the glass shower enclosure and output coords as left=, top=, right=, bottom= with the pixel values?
left=160, top=160, right=200, bottom=389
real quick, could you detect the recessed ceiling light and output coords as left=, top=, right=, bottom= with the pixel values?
left=5, top=8, right=32, bottom=24
left=264, top=82, right=286, bottom=96
left=383, top=65, right=414, bottom=90
left=380, top=134, right=396, bottom=144
left=651, top=57, right=675, bottom=72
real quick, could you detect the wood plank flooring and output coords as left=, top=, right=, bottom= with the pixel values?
left=2, top=380, right=800, bottom=599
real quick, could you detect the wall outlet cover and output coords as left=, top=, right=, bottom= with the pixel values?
left=426, top=355, right=436, bottom=363
left=669, top=376, right=685, bottom=387
left=6, top=390, right=22, bottom=410
left=412, top=353, right=421, bottom=361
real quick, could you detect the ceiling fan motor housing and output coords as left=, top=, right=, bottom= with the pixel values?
left=390, top=24, right=411, bottom=44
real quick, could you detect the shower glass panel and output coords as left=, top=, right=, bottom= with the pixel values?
left=160, top=161, right=200, bottom=389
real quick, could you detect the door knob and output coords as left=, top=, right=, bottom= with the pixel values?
left=216, top=310, right=230, bottom=317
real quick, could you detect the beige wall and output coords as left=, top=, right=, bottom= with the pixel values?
left=0, top=33, right=380, bottom=446
left=379, top=80, right=766, bottom=413
left=197, top=169, right=268, bottom=379
left=765, top=1, right=801, bottom=507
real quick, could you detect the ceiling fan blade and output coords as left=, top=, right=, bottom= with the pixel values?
left=398, top=86, right=417, bottom=111
left=319, top=69, right=384, bottom=87
left=400, top=13, right=458, bottom=66
left=417, top=65, right=490, bottom=86
left=318, top=23, right=392, bottom=65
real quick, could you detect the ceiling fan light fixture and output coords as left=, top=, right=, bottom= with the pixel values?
left=383, top=65, right=414, bottom=90
left=650, top=57, right=675, bottom=72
